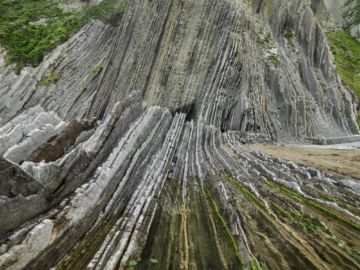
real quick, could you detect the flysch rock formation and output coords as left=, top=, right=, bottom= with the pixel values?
left=311, top=0, right=346, bottom=28
left=1, top=0, right=359, bottom=138
left=0, top=0, right=359, bottom=269
left=344, top=0, right=360, bottom=41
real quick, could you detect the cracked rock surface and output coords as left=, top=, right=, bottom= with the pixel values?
left=0, top=0, right=359, bottom=269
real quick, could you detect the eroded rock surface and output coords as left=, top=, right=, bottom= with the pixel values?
left=1, top=0, right=359, bottom=138
left=0, top=0, right=359, bottom=269
left=344, top=0, right=360, bottom=41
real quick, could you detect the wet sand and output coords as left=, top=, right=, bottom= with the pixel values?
left=251, top=144, right=360, bottom=178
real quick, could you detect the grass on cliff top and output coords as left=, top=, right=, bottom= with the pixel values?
left=326, top=31, right=360, bottom=99
left=0, top=0, right=127, bottom=73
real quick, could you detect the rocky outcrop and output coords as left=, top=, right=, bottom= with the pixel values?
left=344, top=0, right=360, bottom=41
left=0, top=0, right=358, bottom=139
left=0, top=0, right=359, bottom=269
left=311, top=0, right=346, bottom=28
left=0, top=104, right=359, bottom=269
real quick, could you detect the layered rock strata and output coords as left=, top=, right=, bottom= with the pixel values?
left=0, top=0, right=359, bottom=139
left=344, top=0, right=360, bottom=41
left=0, top=0, right=359, bottom=269
left=0, top=105, right=359, bottom=269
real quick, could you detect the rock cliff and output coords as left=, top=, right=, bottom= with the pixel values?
left=0, top=0, right=359, bottom=269
left=344, top=0, right=360, bottom=41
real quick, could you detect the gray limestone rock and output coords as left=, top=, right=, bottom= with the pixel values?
left=0, top=0, right=359, bottom=269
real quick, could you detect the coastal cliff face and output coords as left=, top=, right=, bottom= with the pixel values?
left=344, top=0, right=360, bottom=40
left=0, top=0, right=359, bottom=138
left=0, top=0, right=359, bottom=269
left=311, top=0, right=346, bottom=27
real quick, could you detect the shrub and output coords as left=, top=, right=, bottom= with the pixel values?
left=0, top=0, right=127, bottom=73
left=327, top=31, right=360, bottom=98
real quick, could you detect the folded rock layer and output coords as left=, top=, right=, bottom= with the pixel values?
left=0, top=0, right=358, bottom=138
left=0, top=0, right=359, bottom=269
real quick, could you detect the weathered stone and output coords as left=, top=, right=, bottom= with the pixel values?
left=0, top=0, right=359, bottom=269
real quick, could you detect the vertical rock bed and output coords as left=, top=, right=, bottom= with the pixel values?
left=0, top=0, right=359, bottom=269
left=0, top=106, right=359, bottom=269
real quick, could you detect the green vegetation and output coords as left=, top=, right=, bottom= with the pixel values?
left=256, top=32, right=272, bottom=48
left=259, top=262, right=270, bottom=270
left=109, top=1, right=128, bottom=25
left=292, top=209, right=331, bottom=235
left=327, top=31, right=360, bottom=98
left=250, top=261, right=258, bottom=270
left=0, top=0, right=77, bottom=72
left=350, top=249, right=360, bottom=263
left=56, top=217, right=118, bottom=270
left=250, top=259, right=269, bottom=270
left=91, top=63, right=104, bottom=77
left=284, top=30, right=295, bottom=40
left=319, top=192, right=359, bottom=215
left=284, top=30, right=295, bottom=46
left=0, top=0, right=127, bottom=73
left=268, top=54, right=281, bottom=67
left=203, top=187, right=245, bottom=268
left=250, top=261, right=268, bottom=270
left=127, top=258, right=140, bottom=268
left=39, top=71, right=59, bottom=86
left=284, top=30, right=296, bottom=46
left=80, top=0, right=127, bottom=26
left=269, top=201, right=292, bottom=219
left=267, top=181, right=360, bottom=232
left=319, top=193, right=335, bottom=202
left=270, top=201, right=331, bottom=236
left=357, top=114, right=360, bottom=129
left=224, top=174, right=266, bottom=210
